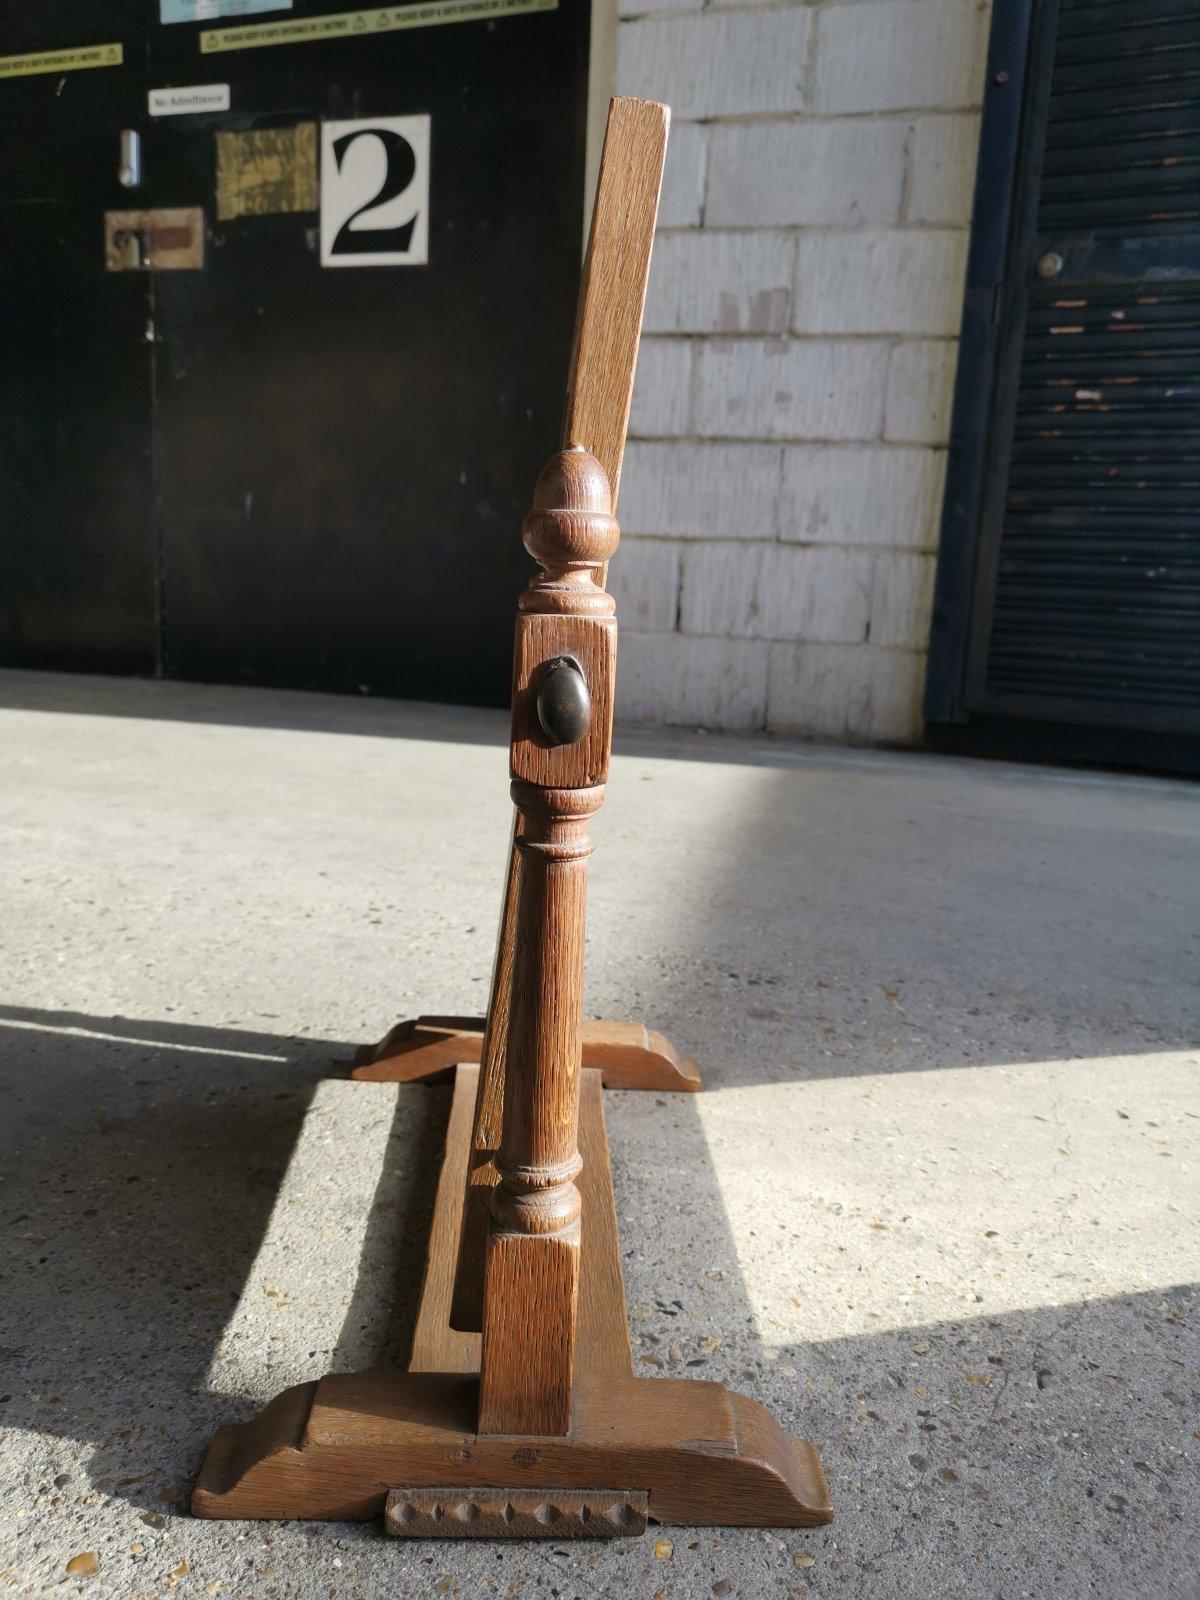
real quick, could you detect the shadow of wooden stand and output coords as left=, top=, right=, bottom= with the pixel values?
left=192, top=97, right=830, bottom=1539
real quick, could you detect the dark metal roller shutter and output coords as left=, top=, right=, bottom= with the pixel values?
left=931, top=0, right=1200, bottom=762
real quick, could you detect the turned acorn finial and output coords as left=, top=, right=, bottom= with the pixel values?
left=520, top=446, right=619, bottom=615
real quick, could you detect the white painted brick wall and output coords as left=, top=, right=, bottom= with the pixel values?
left=681, top=543, right=873, bottom=643
left=869, top=551, right=938, bottom=650
left=621, top=441, right=780, bottom=538
left=617, top=0, right=700, bottom=25
left=767, top=642, right=926, bottom=742
left=792, top=230, right=969, bottom=336
left=626, top=337, right=693, bottom=438
left=655, top=120, right=707, bottom=228
left=706, top=119, right=907, bottom=228
left=694, top=339, right=888, bottom=441
left=908, top=114, right=983, bottom=225
left=645, top=231, right=795, bottom=334
left=884, top=340, right=961, bottom=443
left=611, top=0, right=992, bottom=744
left=813, top=0, right=989, bottom=115
left=617, top=633, right=769, bottom=729
left=616, top=10, right=810, bottom=119
left=779, top=446, right=947, bottom=549
left=607, top=538, right=681, bottom=634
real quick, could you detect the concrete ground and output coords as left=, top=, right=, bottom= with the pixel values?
left=0, top=668, right=1196, bottom=1600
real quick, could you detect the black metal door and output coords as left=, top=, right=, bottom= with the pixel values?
left=0, top=5, right=158, bottom=676
left=0, top=0, right=589, bottom=707
left=927, top=0, right=1200, bottom=770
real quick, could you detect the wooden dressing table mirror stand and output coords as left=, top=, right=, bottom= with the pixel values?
left=192, top=96, right=831, bottom=1541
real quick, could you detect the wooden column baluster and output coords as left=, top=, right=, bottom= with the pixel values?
left=477, top=445, right=619, bottom=1437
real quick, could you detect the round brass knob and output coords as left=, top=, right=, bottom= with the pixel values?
left=536, top=657, right=590, bottom=746
left=1036, top=251, right=1063, bottom=280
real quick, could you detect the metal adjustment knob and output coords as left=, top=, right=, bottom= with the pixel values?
left=1036, top=251, right=1063, bottom=280
left=536, top=656, right=590, bottom=746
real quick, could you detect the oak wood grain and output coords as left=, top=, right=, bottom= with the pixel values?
left=415, top=1066, right=632, bottom=1381
left=353, top=1017, right=700, bottom=1092
left=192, top=1370, right=833, bottom=1527
left=563, top=96, right=670, bottom=503
left=409, top=1066, right=485, bottom=1376
left=477, top=451, right=620, bottom=1435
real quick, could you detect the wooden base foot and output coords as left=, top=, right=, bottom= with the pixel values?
left=193, top=1067, right=830, bottom=1533
left=351, top=1016, right=700, bottom=1093
left=192, top=1371, right=830, bottom=1528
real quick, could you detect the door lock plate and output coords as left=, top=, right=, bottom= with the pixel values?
left=105, top=208, right=205, bottom=271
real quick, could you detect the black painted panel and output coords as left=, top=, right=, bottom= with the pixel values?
left=0, top=3, right=157, bottom=674
left=0, top=0, right=589, bottom=706
left=149, top=3, right=588, bottom=704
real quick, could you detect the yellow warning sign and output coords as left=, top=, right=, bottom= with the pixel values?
left=0, top=42, right=123, bottom=79
left=200, top=0, right=554, bottom=53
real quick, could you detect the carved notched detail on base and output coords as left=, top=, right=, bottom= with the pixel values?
left=384, top=1487, right=649, bottom=1539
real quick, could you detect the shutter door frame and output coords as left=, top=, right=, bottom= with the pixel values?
left=925, top=0, right=1200, bottom=772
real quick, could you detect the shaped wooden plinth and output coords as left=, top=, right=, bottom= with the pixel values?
left=192, top=1369, right=830, bottom=1528
left=192, top=1067, right=831, bottom=1534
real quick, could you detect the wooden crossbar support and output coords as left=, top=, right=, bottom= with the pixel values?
left=407, top=1067, right=634, bottom=1382
left=351, top=1016, right=699, bottom=1091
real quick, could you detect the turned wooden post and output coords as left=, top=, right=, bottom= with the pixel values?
left=477, top=445, right=619, bottom=1436
left=448, top=98, right=672, bottom=1335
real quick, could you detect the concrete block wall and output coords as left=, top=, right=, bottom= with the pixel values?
left=608, top=0, right=992, bottom=741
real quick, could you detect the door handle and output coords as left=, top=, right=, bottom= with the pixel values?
left=118, top=129, right=142, bottom=189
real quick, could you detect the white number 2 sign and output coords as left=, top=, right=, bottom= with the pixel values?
left=320, top=115, right=430, bottom=268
